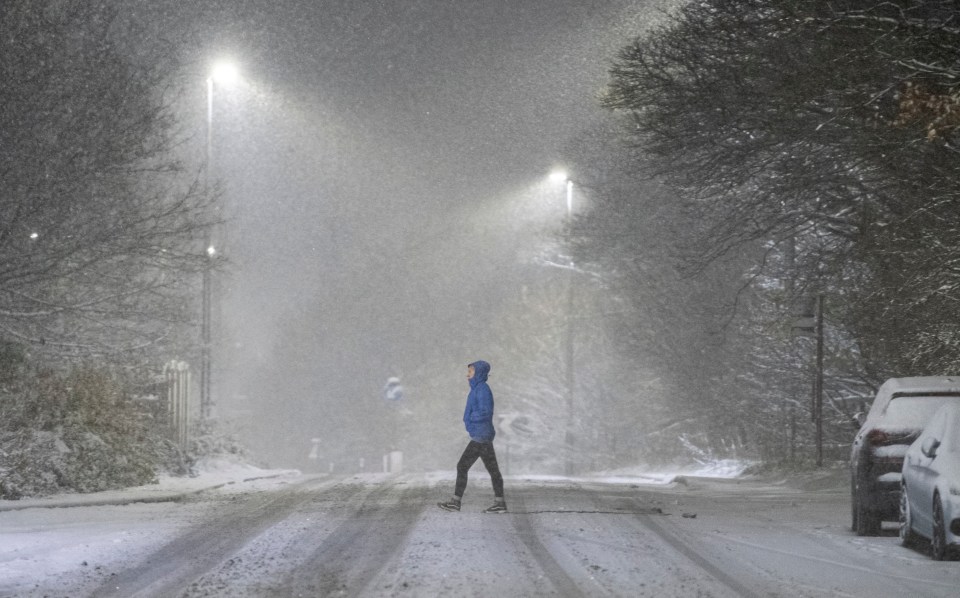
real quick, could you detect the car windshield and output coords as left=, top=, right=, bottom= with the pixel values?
left=882, top=394, right=960, bottom=431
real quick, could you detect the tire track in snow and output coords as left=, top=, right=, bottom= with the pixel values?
left=671, top=485, right=955, bottom=596
left=698, top=505, right=960, bottom=596
left=628, top=498, right=763, bottom=598
left=91, top=476, right=351, bottom=598
left=713, top=533, right=959, bottom=592
left=509, top=487, right=589, bottom=598
left=279, top=479, right=430, bottom=597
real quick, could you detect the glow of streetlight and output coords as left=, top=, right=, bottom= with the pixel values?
left=210, top=60, right=240, bottom=87
left=548, top=170, right=575, bottom=215
left=207, top=245, right=217, bottom=257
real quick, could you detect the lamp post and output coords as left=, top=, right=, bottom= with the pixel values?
left=550, top=170, right=576, bottom=476
left=200, top=60, right=239, bottom=420
left=200, top=243, right=215, bottom=419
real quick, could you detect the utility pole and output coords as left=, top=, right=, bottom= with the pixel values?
left=792, top=292, right=825, bottom=466
left=814, top=293, right=824, bottom=467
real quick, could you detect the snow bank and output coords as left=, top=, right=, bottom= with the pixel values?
left=589, top=458, right=752, bottom=485
left=0, top=458, right=300, bottom=513
left=423, top=459, right=752, bottom=489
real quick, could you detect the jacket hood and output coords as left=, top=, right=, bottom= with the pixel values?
left=469, top=360, right=490, bottom=387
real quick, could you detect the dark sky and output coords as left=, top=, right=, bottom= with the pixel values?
left=130, top=0, right=676, bottom=460
left=183, top=0, right=673, bottom=191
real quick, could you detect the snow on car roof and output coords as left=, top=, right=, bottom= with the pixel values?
left=879, top=376, right=960, bottom=396
left=864, top=376, right=960, bottom=427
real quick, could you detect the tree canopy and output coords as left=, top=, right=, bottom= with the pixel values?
left=564, top=0, right=960, bottom=461
left=0, top=0, right=213, bottom=363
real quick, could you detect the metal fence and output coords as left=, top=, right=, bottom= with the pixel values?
left=163, top=360, right=191, bottom=449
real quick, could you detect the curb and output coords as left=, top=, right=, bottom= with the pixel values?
left=0, top=471, right=297, bottom=513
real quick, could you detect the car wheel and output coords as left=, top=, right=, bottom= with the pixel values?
left=854, top=483, right=881, bottom=536
left=899, top=486, right=920, bottom=548
left=932, top=494, right=948, bottom=561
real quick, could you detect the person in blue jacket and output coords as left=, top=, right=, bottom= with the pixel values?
left=438, top=360, right=507, bottom=513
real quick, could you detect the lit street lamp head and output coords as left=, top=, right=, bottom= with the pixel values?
left=209, top=61, right=240, bottom=87
left=549, top=170, right=569, bottom=184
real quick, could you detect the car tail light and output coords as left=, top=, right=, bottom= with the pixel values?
left=866, top=429, right=889, bottom=445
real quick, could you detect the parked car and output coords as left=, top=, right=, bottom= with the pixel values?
left=850, top=377, right=960, bottom=536
left=900, top=403, right=960, bottom=560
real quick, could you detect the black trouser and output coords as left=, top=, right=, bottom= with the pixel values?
left=455, top=440, right=504, bottom=498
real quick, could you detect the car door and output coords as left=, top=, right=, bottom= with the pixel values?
left=912, top=414, right=948, bottom=536
left=933, top=408, right=960, bottom=528
left=903, top=433, right=930, bottom=536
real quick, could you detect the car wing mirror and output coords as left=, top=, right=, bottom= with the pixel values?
left=921, top=436, right=941, bottom=458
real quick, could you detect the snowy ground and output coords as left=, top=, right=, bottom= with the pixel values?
left=1, top=459, right=957, bottom=597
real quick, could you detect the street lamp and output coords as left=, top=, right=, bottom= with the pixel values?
left=549, top=169, right=574, bottom=216
left=210, top=61, right=239, bottom=87
left=201, top=59, right=239, bottom=420
left=550, top=170, right=576, bottom=476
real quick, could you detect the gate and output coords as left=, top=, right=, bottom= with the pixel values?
left=164, top=360, right=192, bottom=448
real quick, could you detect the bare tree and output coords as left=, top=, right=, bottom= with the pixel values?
left=539, top=1, right=960, bottom=463
left=0, top=0, right=215, bottom=362
left=601, top=0, right=960, bottom=377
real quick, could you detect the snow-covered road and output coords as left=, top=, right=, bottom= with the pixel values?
left=1, top=469, right=957, bottom=597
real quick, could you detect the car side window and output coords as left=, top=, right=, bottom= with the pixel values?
left=950, top=411, right=960, bottom=453
left=922, top=415, right=948, bottom=451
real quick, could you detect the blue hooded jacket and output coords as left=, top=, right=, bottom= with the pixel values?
left=464, top=360, right=496, bottom=442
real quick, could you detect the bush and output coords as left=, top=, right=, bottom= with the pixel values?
left=186, top=418, right=250, bottom=466
left=0, top=365, right=180, bottom=499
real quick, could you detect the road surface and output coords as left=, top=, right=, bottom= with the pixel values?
left=1, top=471, right=957, bottom=597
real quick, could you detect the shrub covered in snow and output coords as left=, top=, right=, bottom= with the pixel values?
left=0, top=363, right=185, bottom=499
left=185, top=419, right=250, bottom=467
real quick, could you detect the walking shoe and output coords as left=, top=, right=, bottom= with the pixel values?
left=484, top=501, right=508, bottom=514
left=437, top=499, right=461, bottom=512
